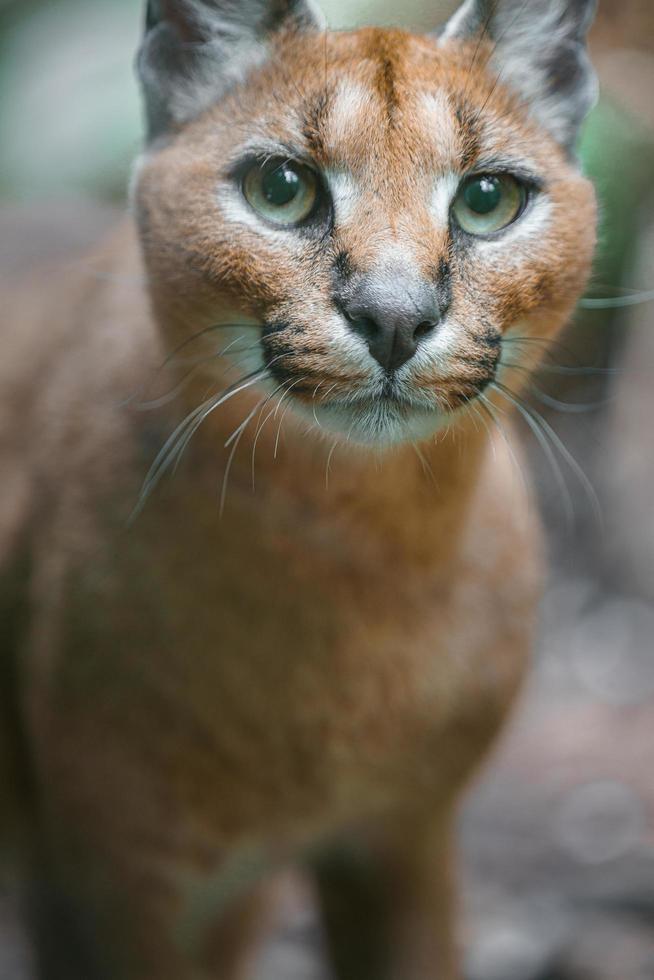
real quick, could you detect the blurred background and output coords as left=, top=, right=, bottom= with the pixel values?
left=0, top=1, right=653, bottom=978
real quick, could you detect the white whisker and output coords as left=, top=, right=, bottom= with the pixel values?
left=491, top=382, right=574, bottom=527
left=478, top=392, right=531, bottom=508
left=220, top=397, right=268, bottom=516
left=493, top=379, right=604, bottom=532
left=131, top=368, right=270, bottom=521
left=273, top=378, right=306, bottom=459
left=325, top=440, right=338, bottom=491
left=412, top=442, right=438, bottom=490
left=250, top=381, right=294, bottom=490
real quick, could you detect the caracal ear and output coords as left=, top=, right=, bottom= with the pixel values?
left=138, top=0, right=326, bottom=140
left=438, top=0, right=598, bottom=151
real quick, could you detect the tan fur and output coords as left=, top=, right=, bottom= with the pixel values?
left=0, top=24, right=596, bottom=980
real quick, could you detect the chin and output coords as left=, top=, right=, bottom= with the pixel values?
left=308, top=398, right=452, bottom=448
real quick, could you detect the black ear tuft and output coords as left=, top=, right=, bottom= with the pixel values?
left=439, top=0, right=598, bottom=151
left=138, top=0, right=325, bottom=141
left=145, top=1, right=162, bottom=33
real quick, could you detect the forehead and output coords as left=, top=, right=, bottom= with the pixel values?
left=236, top=27, right=552, bottom=179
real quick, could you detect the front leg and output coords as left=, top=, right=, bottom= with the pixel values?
left=27, top=840, right=276, bottom=980
left=312, top=816, right=459, bottom=980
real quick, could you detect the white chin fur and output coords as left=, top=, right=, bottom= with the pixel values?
left=304, top=400, right=451, bottom=447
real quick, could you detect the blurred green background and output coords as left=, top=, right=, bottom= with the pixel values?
left=0, top=0, right=142, bottom=200
left=0, top=0, right=457, bottom=200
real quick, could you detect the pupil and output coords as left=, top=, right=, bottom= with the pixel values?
left=464, top=176, right=502, bottom=215
left=262, top=165, right=300, bottom=207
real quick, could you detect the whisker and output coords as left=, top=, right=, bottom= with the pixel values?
left=473, top=63, right=505, bottom=124
left=493, top=381, right=602, bottom=530
left=477, top=392, right=530, bottom=504
left=501, top=335, right=598, bottom=366
left=141, top=398, right=220, bottom=498
left=119, top=324, right=262, bottom=409
left=520, top=398, right=603, bottom=530
left=274, top=378, right=307, bottom=459
left=224, top=397, right=266, bottom=450
left=250, top=381, right=295, bottom=490
left=580, top=289, right=654, bottom=310
left=220, top=396, right=269, bottom=516
left=500, top=362, right=612, bottom=413
left=501, top=336, right=620, bottom=383
left=461, top=0, right=499, bottom=100
left=470, top=0, right=530, bottom=125
left=160, top=323, right=260, bottom=371
left=412, top=442, right=438, bottom=490
left=311, top=381, right=325, bottom=428
left=132, top=368, right=270, bottom=520
left=169, top=367, right=264, bottom=477
left=468, top=400, right=496, bottom=461
left=526, top=386, right=610, bottom=415
left=490, top=382, right=574, bottom=526
left=503, top=359, right=617, bottom=378
left=317, top=382, right=340, bottom=404
left=135, top=335, right=256, bottom=411
left=325, top=440, right=338, bottom=491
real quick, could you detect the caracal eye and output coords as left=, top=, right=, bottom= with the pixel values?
left=243, top=158, right=319, bottom=226
left=452, top=174, right=527, bottom=236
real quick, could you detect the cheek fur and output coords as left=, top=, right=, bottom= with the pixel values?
left=448, top=181, right=595, bottom=339
left=408, top=322, right=501, bottom=410
left=261, top=312, right=373, bottom=396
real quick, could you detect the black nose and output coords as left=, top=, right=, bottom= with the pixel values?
left=340, top=275, right=443, bottom=372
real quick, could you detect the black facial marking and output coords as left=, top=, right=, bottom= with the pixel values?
left=434, top=257, right=453, bottom=319
left=482, top=327, right=502, bottom=348
left=464, top=363, right=498, bottom=398
left=476, top=331, right=501, bottom=393
left=474, top=372, right=494, bottom=395
left=455, top=325, right=501, bottom=399
left=145, top=0, right=161, bottom=31
left=427, top=258, right=453, bottom=320
left=475, top=353, right=499, bottom=375
left=261, top=321, right=303, bottom=384
left=331, top=250, right=358, bottom=316
left=333, top=249, right=355, bottom=284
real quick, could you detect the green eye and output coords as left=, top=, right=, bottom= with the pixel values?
left=452, top=174, right=527, bottom=236
left=243, top=159, right=319, bottom=226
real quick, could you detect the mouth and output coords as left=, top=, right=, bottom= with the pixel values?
left=308, top=387, right=451, bottom=446
left=256, top=357, right=499, bottom=444
left=325, top=389, right=429, bottom=415
left=257, top=325, right=500, bottom=446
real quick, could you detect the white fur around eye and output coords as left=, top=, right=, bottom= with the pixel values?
left=325, top=169, right=361, bottom=226
left=472, top=193, right=553, bottom=259
left=429, top=172, right=460, bottom=227
left=215, top=184, right=305, bottom=251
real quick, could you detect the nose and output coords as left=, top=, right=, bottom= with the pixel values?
left=340, top=275, right=443, bottom=372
